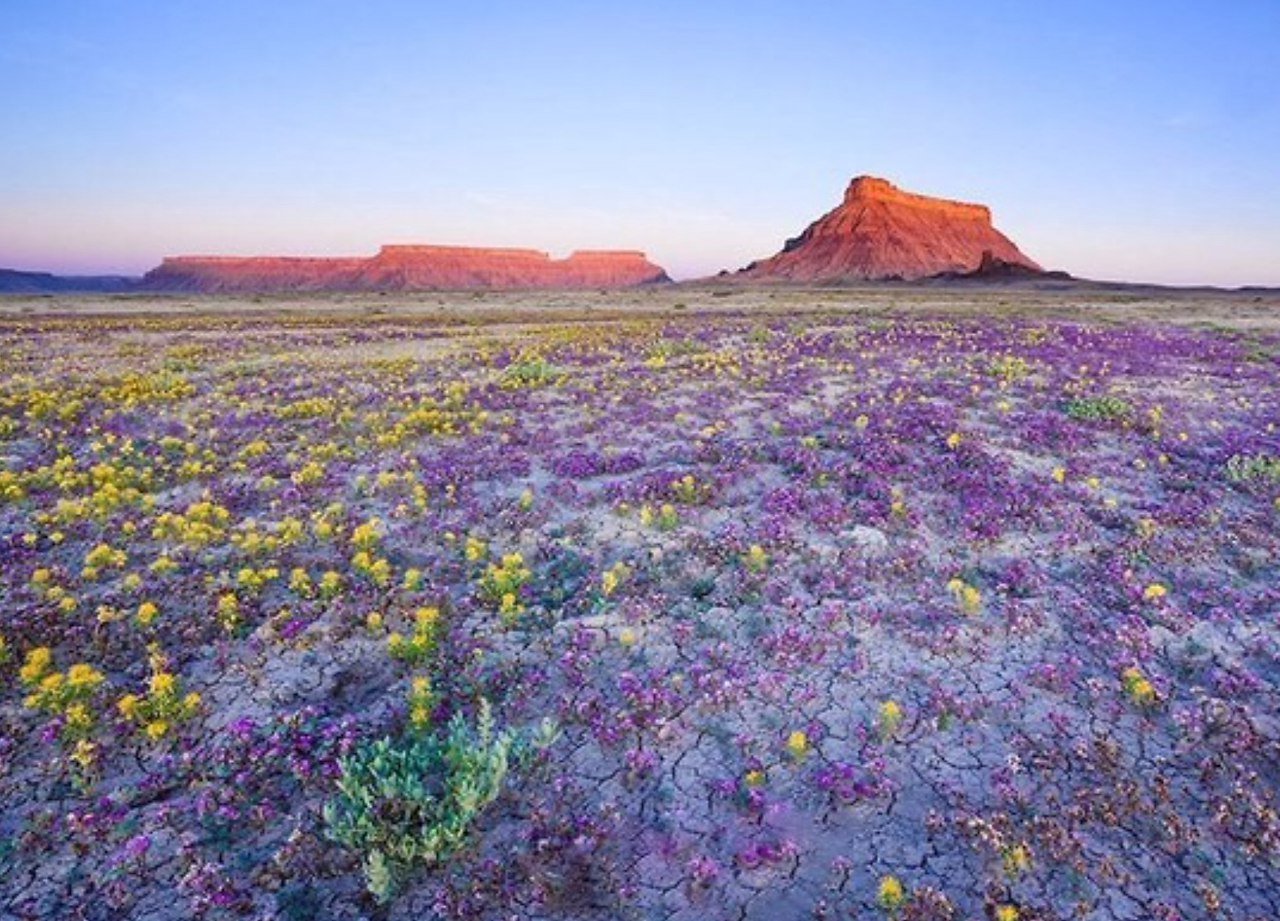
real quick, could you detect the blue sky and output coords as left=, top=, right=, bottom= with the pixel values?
left=2, top=1, right=1277, bottom=284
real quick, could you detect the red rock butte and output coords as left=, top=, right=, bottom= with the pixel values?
left=142, top=245, right=670, bottom=292
left=735, top=176, right=1041, bottom=282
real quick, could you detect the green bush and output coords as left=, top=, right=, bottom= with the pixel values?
left=1226, top=453, right=1280, bottom=483
left=1064, top=395, right=1131, bottom=423
left=323, top=700, right=556, bottom=903
left=501, top=358, right=560, bottom=388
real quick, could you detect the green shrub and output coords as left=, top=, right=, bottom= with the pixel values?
left=1064, top=395, right=1131, bottom=423
left=1226, top=453, right=1280, bottom=483
left=323, top=699, right=557, bottom=902
left=501, top=358, right=560, bottom=388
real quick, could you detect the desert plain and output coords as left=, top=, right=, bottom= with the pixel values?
left=2, top=287, right=1279, bottom=920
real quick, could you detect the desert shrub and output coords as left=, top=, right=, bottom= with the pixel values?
left=501, top=357, right=560, bottom=388
left=323, top=700, right=557, bottom=902
left=1225, top=453, right=1280, bottom=483
left=1064, top=395, right=1131, bottom=423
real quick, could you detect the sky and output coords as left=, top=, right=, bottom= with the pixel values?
left=1, top=1, right=1278, bottom=285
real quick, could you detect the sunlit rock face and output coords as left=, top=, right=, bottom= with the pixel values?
left=142, top=246, right=670, bottom=292
left=735, top=176, right=1041, bottom=282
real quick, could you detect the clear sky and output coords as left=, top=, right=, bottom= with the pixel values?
left=2, top=1, right=1277, bottom=285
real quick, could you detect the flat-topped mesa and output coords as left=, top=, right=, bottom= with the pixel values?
left=142, top=245, right=670, bottom=292
left=735, top=175, right=1040, bottom=283
left=144, top=256, right=369, bottom=292
left=843, top=176, right=992, bottom=223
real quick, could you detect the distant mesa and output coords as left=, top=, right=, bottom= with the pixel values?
left=140, top=245, right=671, bottom=292
left=0, top=268, right=137, bottom=294
left=732, top=176, right=1043, bottom=283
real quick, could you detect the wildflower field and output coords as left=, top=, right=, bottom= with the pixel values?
left=2, top=294, right=1279, bottom=920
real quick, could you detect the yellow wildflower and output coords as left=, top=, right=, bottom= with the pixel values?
left=67, top=663, right=103, bottom=690
left=877, top=875, right=906, bottom=912
left=1002, top=843, right=1031, bottom=875
left=21, top=646, right=53, bottom=684
left=465, top=535, right=488, bottom=562
left=879, top=700, right=903, bottom=737
left=70, top=739, right=98, bottom=771
left=149, top=672, right=177, bottom=696
left=65, top=703, right=93, bottom=732
left=136, top=601, right=159, bottom=627
left=1122, top=667, right=1157, bottom=706
left=786, top=730, right=809, bottom=760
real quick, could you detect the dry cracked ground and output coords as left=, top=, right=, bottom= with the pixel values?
left=1, top=289, right=1279, bottom=920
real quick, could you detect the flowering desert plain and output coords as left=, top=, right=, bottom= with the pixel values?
left=2, top=287, right=1279, bottom=921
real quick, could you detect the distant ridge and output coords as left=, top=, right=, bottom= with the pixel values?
left=140, top=245, right=671, bottom=292
left=0, top=268, right=138, bottom=294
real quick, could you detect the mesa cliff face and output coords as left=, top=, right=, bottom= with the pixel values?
left=142, top=246, right=670, bottom=292
left=735, top=176, right=1041, bottom=282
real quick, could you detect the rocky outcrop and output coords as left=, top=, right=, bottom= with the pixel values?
left=142, top=246, right=670, bottom=292
left=734, top=176, right=1041, bottom=282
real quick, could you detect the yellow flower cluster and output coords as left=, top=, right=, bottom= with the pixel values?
left=20, top=647, right=105, bottom=739
left=1002, top=843, right=1031, bottom=876
left=319, top=570, right=343, bottom=597
left=878, top=699, right=903, bottom=739
left=407, top=676, right=434, bottom=731
left=877, top=875, right=906, bottom=912
left=601, top=561, right=629, bottom=598
left=99, top=369, right=195, bottom=407
left=388, top=607, right=444, bottom=666
left=82, top=542, right=127, bottom=580
left=372, top=393, right=486, bottom=446
left=351, top=517, right=383, bottom=552
left=481, top=553, right=533, bottom=624
left=352, top=551, right=391, bottom=586
left=216, top=592, right=241, bottom=633
left=743, top=544, right=769, bottom=573
left=117, top=649, right=201, bottom=742
left=136, top=601, right=160, bottom=627
left=291, top=460, right=326, bottom=486
left=670, top=473, right=710, bottom=504
left=236, top=566, right=280, bottom=593
left=638, top=503, right=679, bottom=531
left=152, top=498, right=231, bottom=547
left=289, top=567, right=313, bottom=597
left=946, top=578, right=982, bottom=616
left=464, top=535, right=488, bottom=562
left=1122, top=667, right=1158, bottom=707
left=786, top=729, right=810, bottom=760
